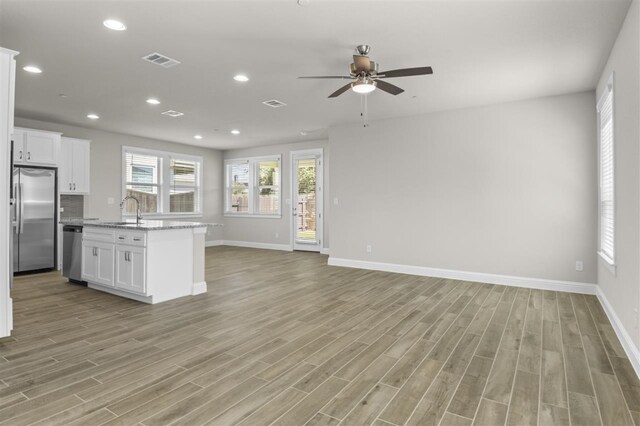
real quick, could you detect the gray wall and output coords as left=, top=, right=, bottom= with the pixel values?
left=596, top=0, right=640, bottom=349
left=15, top=117, right=224, bottom=242
left=223, top=139, right=329, bottom=249
left=329, top=91, right=597, bottom=284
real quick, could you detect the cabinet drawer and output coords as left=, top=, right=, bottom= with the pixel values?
left=115, top=231, right=146, bottom=247
left=83, top=228, right=115, bottom=243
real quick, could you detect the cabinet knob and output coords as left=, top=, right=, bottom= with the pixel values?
left=69, top=183, right=72, bottom=190
left=27, top=152, right=31, bottom=160
left=18, top=151, right=22, bottom=160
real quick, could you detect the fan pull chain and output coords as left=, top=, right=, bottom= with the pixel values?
left=361, top=94, right=369, bottom=127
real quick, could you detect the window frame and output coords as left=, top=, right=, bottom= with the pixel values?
left=121, top=146, right=203, bottom=219
left=597, top=73, right=615, bottom=272
left=224, top=155, right=282, bottom=218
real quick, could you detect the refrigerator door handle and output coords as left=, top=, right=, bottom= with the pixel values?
left=19, top=183, right=24, bottom=234
left=12, top=183, right=18, bottom=234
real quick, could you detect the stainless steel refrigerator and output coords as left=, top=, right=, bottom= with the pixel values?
left=12, top=167, right=57, bottom=273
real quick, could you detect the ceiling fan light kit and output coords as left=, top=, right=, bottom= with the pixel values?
left=351, top=78, right=376, bottom=94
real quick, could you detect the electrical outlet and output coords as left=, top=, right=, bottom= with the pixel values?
left=366, top=245, right=372, bottom=254
left=575, top=261, right=583, bottom=272
left=333, top=197, right=339, bottom=206
left=275, top=233, right=279, bottom=239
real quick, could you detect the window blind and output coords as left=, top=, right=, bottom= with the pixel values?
left=598, top=82, right=614, bottom=263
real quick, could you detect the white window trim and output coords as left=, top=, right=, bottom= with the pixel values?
left=224, top=155, right=282, bottom=218
left=121, top=146, right=203, bottom=219
left=596, top=73, right=615, bottom=274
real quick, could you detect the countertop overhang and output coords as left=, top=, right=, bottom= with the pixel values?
left=60, top=219, right=209, bottom=230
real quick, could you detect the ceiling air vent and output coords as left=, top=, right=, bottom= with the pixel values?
left=161, top=110, right=184, bottom=117
left=262, top=99, right=287, bottom=108
left=142, top=52, right=181, bottom=68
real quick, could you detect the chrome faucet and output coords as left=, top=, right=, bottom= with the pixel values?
left=120, top=195, right=142, bottom=225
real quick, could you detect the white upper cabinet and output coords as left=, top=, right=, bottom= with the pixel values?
left=12, top=127, right=61, bottom=166
left=59, top=137, right=91, bottom=194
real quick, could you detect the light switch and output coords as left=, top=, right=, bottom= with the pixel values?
left=333, top=197, right=339, bottom=206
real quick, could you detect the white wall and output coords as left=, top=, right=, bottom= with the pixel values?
left=14, top=117, right=224, bottom=242
left=596, top=0, right=640, bottom=349
left=223, top=139, right=329, bottom=249
left=329, top=91, right=597, bottom=284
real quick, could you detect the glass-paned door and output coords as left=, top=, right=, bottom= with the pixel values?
left=292, top=150, right=323, bottom=252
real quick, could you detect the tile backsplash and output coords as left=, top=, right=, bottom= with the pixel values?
left=60, top=195, right=84, bottom=218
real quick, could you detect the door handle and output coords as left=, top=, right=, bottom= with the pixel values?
left=69, top=183, right=72, bottom=190
left=18, top=150, right=22, bottom=160
left=19, top=183, right=24, bottom=234
left=73, top=183, right=76, bottom=191
left=27, top=152, right=31, bottom=161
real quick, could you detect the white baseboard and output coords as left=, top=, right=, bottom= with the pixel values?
left=321, top=248, right=330, bottom=255
left=596, top=288, right=640, bottom=379
left=205, top=240, right=223, bottom=247
left=220, top=240, right=292, bottom=252
left=192, top=281, right=207, bottom=295
left=327, top=257, right=597, bottom=295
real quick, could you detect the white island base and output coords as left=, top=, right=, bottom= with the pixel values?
left=81, top=224, right=207, bottom=304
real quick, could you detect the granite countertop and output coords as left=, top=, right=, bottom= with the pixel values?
left=60, top=219, right=209, bottom=230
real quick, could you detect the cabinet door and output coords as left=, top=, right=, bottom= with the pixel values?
left=24, top=131, right=58, bottom=165
left=81, top=243, right=98, bottom=282
left=115, top=245, right=146, bottom=294
left=129, top=247, right=146, bottom=294
left=72, top=140, right=90, bottom=193
left=11, top=130, right=24, bottom=163
left=115, top=246, right=131, bottom=290
left=59, top=139, right=74, bottom=193
left=95, top=242, right=115, bottom=287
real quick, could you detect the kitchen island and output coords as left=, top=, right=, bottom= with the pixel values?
left=67, top=220, right=208, bottom=304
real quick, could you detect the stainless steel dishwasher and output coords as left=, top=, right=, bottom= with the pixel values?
left=62, top=225, right=86, bottom=285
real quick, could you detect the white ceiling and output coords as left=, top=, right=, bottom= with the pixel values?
left=0, top=0, right=631, bottom=150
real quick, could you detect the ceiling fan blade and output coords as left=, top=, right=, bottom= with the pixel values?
left=378, top=66, right=433, bottom=78
left=353, top=55, right=371, bottom=72
left=328, top=83, right=353, bottom=98
left=375, top=80, right=404, bottom=95
left=298, top=76, right=353, bottom=79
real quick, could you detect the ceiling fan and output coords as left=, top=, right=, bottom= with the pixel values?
left=299, top=45, right=433, bottom=98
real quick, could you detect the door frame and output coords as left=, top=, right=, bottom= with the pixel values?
left=290, top=148, right=323, bottom=252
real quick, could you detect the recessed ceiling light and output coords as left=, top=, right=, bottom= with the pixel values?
left=103, top=19, right=126, bottom=31
left=161, top=110, right=184, bottom=117
left=231, top=129, right=240, bottom=135
left=233, top=74, right=249, bottom=82
left=146, top=98, right=160, bottom=105
left=194, top=135, right=203, bottom=140
left=87, top=113, right=99, bottom=120
left=23, top=65, right=42, bottom=74
left=58, top=94, right=68, bottom=98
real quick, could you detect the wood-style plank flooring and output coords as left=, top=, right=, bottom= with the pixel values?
left=1, top=246, right=639, bottom=425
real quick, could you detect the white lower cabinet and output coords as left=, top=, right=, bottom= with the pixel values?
left=81, top=241, right=115, bottom=287
left=80, top=225, right=203, bottom=304
left=115, top=245, right=146, bottom=294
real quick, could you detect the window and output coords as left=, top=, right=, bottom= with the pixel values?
left=225, top=156, right=281, bottom=217
left=122, top=147, right=202, bottom=217
left=597, top=75, right=614, bottom=266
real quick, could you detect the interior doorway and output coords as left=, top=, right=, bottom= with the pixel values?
left=291, top=149, right=323, bottom=252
